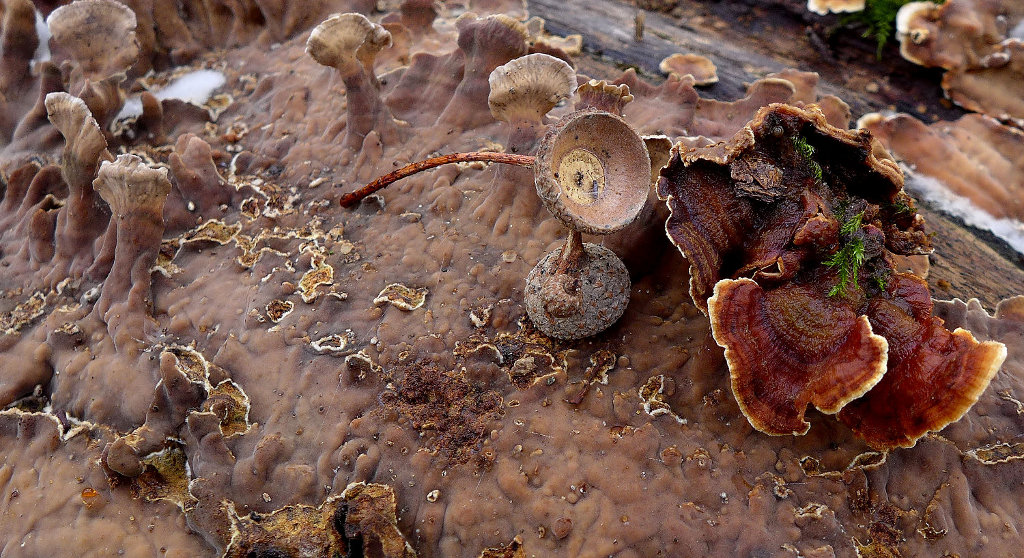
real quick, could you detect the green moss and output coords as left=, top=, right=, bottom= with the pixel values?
left=838, top=0, right=944, bottom=59
left=792, top=135, right=823, bottom=182
left=826, top=211, right=866, bottom=297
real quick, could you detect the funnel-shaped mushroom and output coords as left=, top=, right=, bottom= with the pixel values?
left=473, top=53, right=575, bottom=232
left=46, top=0, right=139, bottom=81
left=44, top=92, right=114, bottom=280
left=435, top=13, right=529, bottom=131
left=307, top=12, right=398, bottom=152
left=92, top=154, right=171, bottom=348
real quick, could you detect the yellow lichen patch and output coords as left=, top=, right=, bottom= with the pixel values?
left=163, top=345, right=211, bottom=383
left=341, top=482, right=417, bottom=558
left=639, top=375, right=685, bottom=423
left=374, top=283, right=428, bottom=311
left=1, top=291, right=47, bottom=335
left=205, top=93, right=233, bottom=121
left=223, top=496, right=348, bottom=558
left=479, top=536, right=525, bottom=558
left=154, top=239, right=182, bottom=276
left=266, top=300, right=294, bottom=323
left=966, top=441, right=1024, bottom=464
left=310, top=332, right=355, bottom=355
left=180, top=219, right=242, bottom=245
left=202, top=380, right=251, bottom=437
left=136, top=445, right=195, bottom=509
left=299, top=256, right=334, bottom=303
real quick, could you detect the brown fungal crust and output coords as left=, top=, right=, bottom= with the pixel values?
left=709, top=278, right=889, bottom=436
left=524, top=241, right=630, bottom=340
left=534, top=109, right=650, bottom=235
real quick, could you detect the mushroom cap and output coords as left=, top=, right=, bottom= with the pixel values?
left=306, top=13, right=392, bottom=74
left=807, top=0, right=865, bottom=16
left=534, top=109, right=650, bottom=235
left=487, top=53, right=576, bottom=123
left=525, top=242, right=630, bottom=340
left=45, top=92, right=111, bottom=188
left=93, top=153, right=172, bottom=216
left=709, top=278, right=889, bottom=436
left=46, top=0, right=139, bottom=79
left=659, top=53, right=718, bottom=86
left=575, top=79, right=633, bottom=115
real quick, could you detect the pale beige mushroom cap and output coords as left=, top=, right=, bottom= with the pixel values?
left=659, top=53, right=718, bottom=86
left=487, top=53, right=576, bottom=123
left=307, top=12, right=392, bottom=75
left=807, top=0, right=865, bottom=16
left=45, top=92, right=112, bottom=187
left=94, top=153, right=172, bottom=217
left=46, top=0, right=139, bottom=78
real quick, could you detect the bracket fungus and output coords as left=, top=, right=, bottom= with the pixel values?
left=660, top=103, right=1007, bottom=448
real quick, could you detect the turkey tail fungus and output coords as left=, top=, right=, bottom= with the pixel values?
left=661, top=103, right=1007, bottom=449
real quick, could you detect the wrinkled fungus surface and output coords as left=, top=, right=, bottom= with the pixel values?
left=0, top=1, right=1021, bottom=557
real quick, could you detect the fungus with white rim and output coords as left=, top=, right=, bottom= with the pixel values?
left=307, top=12, right=399, bottom=152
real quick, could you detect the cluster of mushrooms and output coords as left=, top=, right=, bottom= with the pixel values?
left=319, top=14, right=1007, bottom=450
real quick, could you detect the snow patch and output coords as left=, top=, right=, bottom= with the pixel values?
left=116, top=69, right=226, bottom=120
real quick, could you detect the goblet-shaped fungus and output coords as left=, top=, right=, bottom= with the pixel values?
left=44, top=92, right=113, bottom=280
left=46, top=0, right=140, bottom=81
left=92, top=153, right=172, bottom=349
left=660, top=103, right=1006, bottom=448
left=307, top=13, right=397, bottom=151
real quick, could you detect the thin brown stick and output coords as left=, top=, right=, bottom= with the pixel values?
left=339, top=151, right=536, bottom=207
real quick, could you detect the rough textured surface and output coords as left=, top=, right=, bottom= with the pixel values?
left=0, top=0, right=1021, bottom=557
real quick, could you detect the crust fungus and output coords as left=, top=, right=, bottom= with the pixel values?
left=661, top=103, right=1005, bottom=448
left=659, top=53, right=718, bottom=86
left=307, top=13, right=398, bottom=151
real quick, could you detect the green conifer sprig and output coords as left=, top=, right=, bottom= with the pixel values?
left=826, top=211, right=866, bottom=297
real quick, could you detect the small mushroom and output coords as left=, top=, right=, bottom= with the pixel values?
left=659, top=53, right=718, bottom=86
left=575, top=79, right=633, bottom=116
left=46, top=0, right=139, bottom=81
left=307, top=13, right=398, bottom=151
left=92, top=154, right=172, bottom=348
left=473, top=53, right=576, bottom=232
left=44, top=92, right=114, bottom=280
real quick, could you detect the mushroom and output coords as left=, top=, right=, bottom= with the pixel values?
left=659, top=53, right=718, bottom=86
left=46, top=0, right=139, bottom=81
left=434, top=13, right=530, bottom=131
left=472, top=52, right=575, bottom=232
left=0, top=0, right=38, bottom=101
left=575, top=79, right=634, bottom=116
left=307, top=13, right=398, bottom=152
left=806, top=0, right=865, bottom=15
left=92, top=153, right=172, bottom=349
left=44, top=92, right=114, bottom=280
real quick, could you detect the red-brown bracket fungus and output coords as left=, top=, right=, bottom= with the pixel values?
left=660, top=103, right=1007, bottom=448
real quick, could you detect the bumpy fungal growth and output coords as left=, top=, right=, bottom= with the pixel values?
left=92, top=153, right=172, bottom=349
left=307, top=12, right=397, bottom=151
left=575, top=79, right=633, bottom=116
left=661, top=103, right=1005, bottom=448
left=44, top=92, right=113, bottom=280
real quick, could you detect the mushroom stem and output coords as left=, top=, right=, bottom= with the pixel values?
left=554, top=229, right=585, bottom=275
left=340, top=151, right=535, bottom=207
